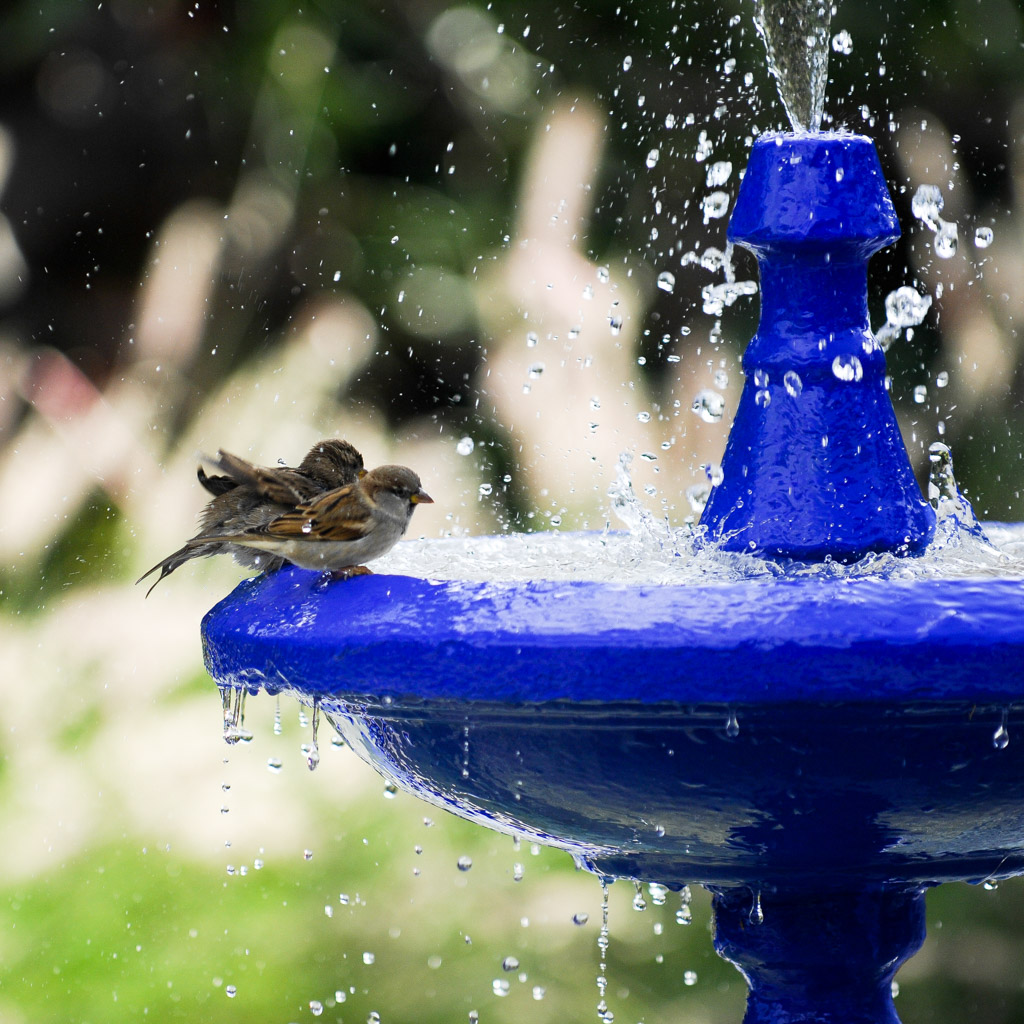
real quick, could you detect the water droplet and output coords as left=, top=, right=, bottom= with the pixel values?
left=701, top=191, right=730, bottom=223
left=596, top=266, right=610, bottom=283
left=226, top=985, right=237, bottom=998
left=648, top=883, right=668, bottom=906
left=456, top=436, right=475, bottom=456
left=913, top=384, right=928, bottom=404
left=573, top=912, right=590, bottom=926
left=831, top=354, right=864, bottom=382
left=478, top=483, right=493, bottom=498
left=303, top=849, right=314, bottom=861
left=383, top=782, right=398, bottom=799
left=934, top=221, right=958, bottom=259
left=502, top=956, right=520, bottom=971
left=457, top=855, right=473, bottom=872
left=676, top=886, right=693, bottom=926
left=936, top=371, right=949, bottom=388
left=831, top=29, right=853, bottom=53
left=645, top=148, right=660, bottom=169
left=632, top=881, right=647, bottom=911
left=362, top=951, right=376, bottom=965
left=911, top=184, right=944, bottom=230
left=886, top=286, right=932, bottom=328
left=526, top=331, right=539, bottom=347
left=691, top=389, right=726, bottom=423
left=974, top=226, right=994, bottom=249
left=512, top=862, right=524, bottom=881
left=703, top=463, right=724, bottom=487
left=725, top=712, right=740, bottom=737
left=609, top=316, right=623, bottom=335
left=683, top=970, right=698, bottom=986
left=706, top=160, right=733, bottom=188
left=528, top=362, right=545, bottom=379
left=784, top=370, right=803, bottom=397
left=637, top=410, right=651, bottom=423
left=266, top=756, right=283, bottom=773
left=755, top=389, right=771, bottom=408
left=748, top=890, right=764, bottom=925
left=532, top=985, right=546, bottom=1000
left=656, top=270, right=676, bottom=293
left=983, top=879, right=1000, bottom=891
left=492, top=978, right=511, bottom=997
left=310, top=1000, right=324, bottom=1016
left=714, top=368, right=729, bottom=389
left=622, top=55, right=633, bottom=71
left=994, top=710, right=1010, bottom=750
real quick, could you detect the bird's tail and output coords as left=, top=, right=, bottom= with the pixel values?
left=136, top=540, right=218, bottom=597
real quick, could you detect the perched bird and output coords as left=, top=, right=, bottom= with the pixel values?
left=189, top=464, right=433, bottom=576
left=138, top=438, right=366, bottom=594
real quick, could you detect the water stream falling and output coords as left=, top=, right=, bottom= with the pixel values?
left=752, top=0, right=832, bottom=130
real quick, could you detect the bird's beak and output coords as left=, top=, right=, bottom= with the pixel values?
left=357, top=468, right=368, bottom=479
left=411, top=490, right=434, bottom=505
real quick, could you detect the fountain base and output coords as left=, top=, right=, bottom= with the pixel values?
left=712, top=885, right=926, bottom=1024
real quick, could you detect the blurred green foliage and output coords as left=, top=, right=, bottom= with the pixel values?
left=3, top=1, right=1024, bottom=1022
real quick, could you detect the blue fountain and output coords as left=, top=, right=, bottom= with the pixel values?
left=202, top=132, right=1024, bottom=1024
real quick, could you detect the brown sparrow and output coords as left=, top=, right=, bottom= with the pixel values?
left=192, top=465, right=433, bottom=577
left=139, top=439, right=366, bottom=594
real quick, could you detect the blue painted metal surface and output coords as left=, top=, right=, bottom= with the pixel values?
left=204, top=567, right=1024, bottom=706
left=699, top=133, right=936, bottom=558
left=712, top=886, right=926, bottom=1024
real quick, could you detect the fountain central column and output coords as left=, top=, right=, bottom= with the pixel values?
left=699, top=133, right=935, bottom=559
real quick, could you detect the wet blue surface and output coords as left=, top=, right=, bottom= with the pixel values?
left=203, top=567, right=1024, bottom=705
left=700, top=133, right=935, bottom=558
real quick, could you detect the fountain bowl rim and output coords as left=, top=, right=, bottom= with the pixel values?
left=201, top=539, right=1024, bottom=707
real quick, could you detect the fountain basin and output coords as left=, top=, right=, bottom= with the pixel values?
left=203, top=565, right=1024, bottom=888
left=200, top=130, right=1024, bottom=1024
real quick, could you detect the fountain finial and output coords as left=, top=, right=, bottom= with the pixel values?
left=699, top=132, right=936, bottom=560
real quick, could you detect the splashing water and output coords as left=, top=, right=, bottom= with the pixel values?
left=376, top=446, right=1024, bottom=586
left=927, top=442, right=990, bottom=550
left=875, top=286, right=933, bottom=352
left=911, top=183, right=959, bottom=260
left=753, top=0, right=832, bottom=131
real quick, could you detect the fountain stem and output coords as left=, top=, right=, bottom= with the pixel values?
left=699, top=133, right=936, bottom=560
left=711, top=884, right=927, bottom=1024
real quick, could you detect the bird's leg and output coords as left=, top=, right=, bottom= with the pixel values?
left=328, top=565, right=373, bottom=581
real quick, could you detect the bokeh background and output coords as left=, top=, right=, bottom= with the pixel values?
left=3, top=0, right=1024, bottom=1021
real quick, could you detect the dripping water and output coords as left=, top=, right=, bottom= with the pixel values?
left=596, top=879, right=614, bottom=1023
left=302, top=701, right=321, bottom=771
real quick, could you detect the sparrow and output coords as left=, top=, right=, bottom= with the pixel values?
left=138, top=438, right=366, bottom=595
left=179, top=464, right=433, bottom=577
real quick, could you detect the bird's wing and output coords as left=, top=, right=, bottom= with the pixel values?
left=207, top=450, right=318, bottom=505
left=197, top=466, right=237, bottom=497
left=263, top=484, right=377, bottom=542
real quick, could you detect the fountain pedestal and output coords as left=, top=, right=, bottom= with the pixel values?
left=713, top=886, right=926, bottom=1024
left=201, top=133, right=1024, bottom=1024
